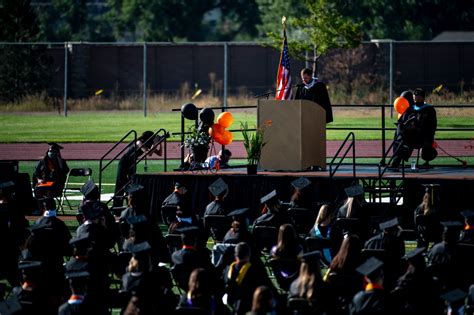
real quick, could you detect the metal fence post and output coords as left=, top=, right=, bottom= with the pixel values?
left=63, top=42, right=68, bottom=117
left=143, top=42, right=147, bottom=117
left=389, top=40, right=393, bottom=118
left=223, top=42, right=228, bottom=110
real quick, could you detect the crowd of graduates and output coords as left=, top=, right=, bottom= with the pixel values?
left=1, top=172, right=474, bottom=315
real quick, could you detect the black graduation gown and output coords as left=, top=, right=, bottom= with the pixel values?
left=294, top=81, right=333, bottom=123
left=288, top=279, right=334, bottom=315
left=114, top=146, right=145, bottom=207
left=224, top=263, right=268, bottom=315
left=57, top=299, right=97, bottom=315
left=204, top=200, right=227, bottom=216
left=33, top=156, right=69, bottom=195
left=350, top=288, right=387, bottom=315
left=459, top=228, right=474, bottom=244
left=252, top=211, right=291, bottom=231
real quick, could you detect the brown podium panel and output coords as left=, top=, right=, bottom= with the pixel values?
left=258, top=100, right=326, bottom=171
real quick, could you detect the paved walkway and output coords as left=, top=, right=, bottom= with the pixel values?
left=0, top=140, right=473, bottom=161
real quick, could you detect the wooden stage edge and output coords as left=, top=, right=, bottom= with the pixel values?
left=146, top=165, right=474, bottom=181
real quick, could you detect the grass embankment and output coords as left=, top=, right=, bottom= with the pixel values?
left=1, top=109, right=473, bottom=143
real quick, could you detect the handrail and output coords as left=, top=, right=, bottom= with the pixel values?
left=329, top=132, right=356, bottom=180
left=98, top=130, right=137, bottom=200
left=377, top=139, right=406, bottom=203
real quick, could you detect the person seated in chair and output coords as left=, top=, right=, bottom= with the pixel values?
left=205, top=149, right=232, bottom=169
left=162, top=182, right=192, bottom=219
left=204, top=178, right=229, bottom=217
left=390, top=88, right=437, bottom=168
left=288, top=177, right=312, bottom=210
left=414, top=187, right=442, bottom=247
left=33, top=142, right=69, bottom=198
left=252, top=190, right=291, bottom=232
left=460, top=210, right=474, bottom=245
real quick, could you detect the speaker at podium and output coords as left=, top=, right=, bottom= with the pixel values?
left=258, top=100, right=326, bottom=171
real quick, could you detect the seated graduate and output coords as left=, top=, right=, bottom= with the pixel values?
left=177, top=268, right=229, bottom=315
left=294, top=67, right=333, bottom=124
left=161, top=181, right=192, bottom=224
left=252, top=190, right=291, bottom=231
left=58, top=271, right=101, bottom=315
left=271, top=223, right=303, bottom=260
left=427, top=221, right=464, bottom=289
left=11, top=261, right=55, bottom=315
left=204, top=178, right=229, bottom=217
left=223, top=242, right=273, bottom=315
left=121, top=242, right=177, bottom=314
left=350, top=257, right=390, bottom=315
left=33, top=142, right=69, bottom=198
left=205, top=149, right=232, bottom=169
left=413, top=185, right=442, bottom=247
left=288, top=251, right=334, bottom=314
left=247, top=286, right=276, bottom=315
left=364, top=218, right=405, bottom=290
left=459, top=210, right=474, bottom=245
left=390, top=88, right=438, bottom=168
left=337, top=184, right=365, bottom=219
left=392, top=247, right=442, bottom=315
left=288, top=177, right=312, bottom=209
left=324, top=235, right=363, bottom=305
left=223, top=208, right=252, bottom=244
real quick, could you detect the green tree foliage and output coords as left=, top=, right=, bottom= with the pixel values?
left=37, top=0, right=114, bottom=41
left=0, top=0, right=53, bottom=103
left=105, top=0, right=260, bottom=41
left=335, top=0, right=474, bottom=40
left=262, top=0, right=362, bottom=72
left=256, top=0, right=307, bottom=37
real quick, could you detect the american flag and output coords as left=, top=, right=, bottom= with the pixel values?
left=275, top=29, right=292, bottom=100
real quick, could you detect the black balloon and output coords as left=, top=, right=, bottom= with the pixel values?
left=181, top=103, right=198, bottom=120
left=199, top=108, right=215, bottom=125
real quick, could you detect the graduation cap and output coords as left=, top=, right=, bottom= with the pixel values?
left=344, top=184, right=364, bottom=198
left=124, top=183, right=144, bottom=195
left=260, top=190, right=278, bottom=204
left=0, top=181, right=15, bottom=194
left=81, top=201, right=102, bottom=220
left=422, top=183, right=440, bottom=193
left=208, top=178, right=228, bottom=197
left=81, top=180, right=98, bottom=198
left=126, top=214, right=148, bottom=227
left=18, top=261, right=43, bottom=270
left=300, top=251, right=321, bottom=263
left=65, top=270, right=90, bottom=279
left=440, top=289, right=466, bottom=306
left=128, top=242, right=152, bottom=257
left=227, top=208, right=250, bottom=221
left=461, top=210, right=474, bottom=219
left=379, top=218, right=399, bottom=230
left=403, top=247, right=425, bottom=261
left=440, top=221, right=463, bottom=232
left=356, top=257, right=384, bottom=277
left=47, top=142, right=63, bottom=151
left=175, top=226, right=200, bottom=237
left=69, top=232, right=90, bottom=246
left=291, top=177, right=311, bottom=191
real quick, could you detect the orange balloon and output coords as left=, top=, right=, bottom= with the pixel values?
left=217, top=112, right=234, bottom=128
left=219, top=130, right=233, bottom=145
left=394, top=97, right=409, bottom=115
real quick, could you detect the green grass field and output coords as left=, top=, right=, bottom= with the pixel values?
left=1, top=110, right=473, bottom=142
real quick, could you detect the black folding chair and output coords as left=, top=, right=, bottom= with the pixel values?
left=161, top=205, right=178, bottom=225
left=252, top=226, right=278, bottom=253
left=165, top=233, right=183, bottom=255
left=204, top=215, right=231, bottom=243
left=60, top=168, right=93, bottom=213
left=287, top=208, right=315, bottom=236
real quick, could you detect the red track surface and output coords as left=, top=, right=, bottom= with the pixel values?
left=0, top=140, right=473, bottom=161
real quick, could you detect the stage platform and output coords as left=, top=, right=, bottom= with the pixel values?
left=135, top=164, right=474, bottom=225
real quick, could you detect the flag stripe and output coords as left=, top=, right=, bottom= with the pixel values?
left=275, top=29, right=292, bottom=100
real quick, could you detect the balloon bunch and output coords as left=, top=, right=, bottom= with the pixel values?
left=180, top=103, right=233, bottom=145
left=209, top=112, right=234, bottom=145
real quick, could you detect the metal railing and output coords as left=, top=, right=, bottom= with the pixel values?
left=329, top=132, right=356, bottom=180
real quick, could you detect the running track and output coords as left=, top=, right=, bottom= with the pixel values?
left=1, top=140, right=473, bottom=161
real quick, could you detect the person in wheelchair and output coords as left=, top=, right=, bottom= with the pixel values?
left=390, top=88, right=437, bottom=168
left=33, top=142, right=69, bottom=198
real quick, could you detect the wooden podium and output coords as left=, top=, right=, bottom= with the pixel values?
left=258, top=100, right=326, bottom=171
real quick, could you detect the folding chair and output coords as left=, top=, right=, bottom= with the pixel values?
left=165, top=233, right=183, bottom=255
left=59, top=168, right=93, bottom=214
left=287, top=208, right=315, bottom=236
left=204, top=215, right=231, bottom=243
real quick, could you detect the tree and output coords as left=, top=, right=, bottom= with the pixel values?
left=262, top=0, right=362, bottom=74
left=36, top=0, right=114, bottom=42
left=256, top=0, right=307, bottom=37
left=105, top=0, right=261, bottom=42
left=334, top=0, right=474, bottom=40
left=0, top=0, right=53, bottom=103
